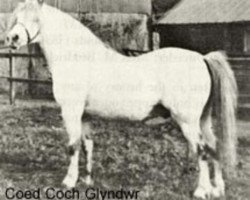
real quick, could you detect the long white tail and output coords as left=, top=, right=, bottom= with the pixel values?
left=204, top=52, right=238, bottom=177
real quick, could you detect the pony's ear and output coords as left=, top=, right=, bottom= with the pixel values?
left=37, top=0, right=44, bottom=5
left=25, top=0, right=44, bottom=5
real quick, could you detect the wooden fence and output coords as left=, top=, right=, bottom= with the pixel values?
left=0, top=50, right=50, bottom=104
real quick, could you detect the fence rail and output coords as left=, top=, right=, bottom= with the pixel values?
left=0, top=52, right=44, bottom=58
left=0, top=50, right=50, bottom=104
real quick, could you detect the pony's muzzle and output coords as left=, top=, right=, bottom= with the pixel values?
left=12, top=34, right=19, bottom=42
left=5, top=34, right=19, bottom=49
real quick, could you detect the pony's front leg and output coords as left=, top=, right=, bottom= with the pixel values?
left=61, top=105, right=84, bottom=188
left=81, top=121, right=94, bottom=185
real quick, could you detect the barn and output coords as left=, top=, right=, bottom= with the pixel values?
left=155, top=0, right=250, bottom=107
left=0, top=0, right=152, bottom=100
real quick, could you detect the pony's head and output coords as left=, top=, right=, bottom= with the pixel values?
left=6, top=0, right=44, bottom=49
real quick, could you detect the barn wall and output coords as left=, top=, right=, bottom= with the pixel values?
left=227, top=24, right=250, bottom=57
left=157, top=23, right=250, bottom=56
left=0, top=0, right=152, bottom=15
left=156, top=24, right=250, bottom=104
left=79, top=0, right=151, bottom=15
left=157, top=24, right=225, bottom=54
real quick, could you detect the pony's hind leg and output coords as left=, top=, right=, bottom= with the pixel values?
left=212, top=160, right=225, bottom=197
left=81, top=121, right=94, bottom=185
left=201, top=113, right=225, bottom=197
left=178, top=120, right=214, bottom=199
left=61, top=104, right=84, bottom=188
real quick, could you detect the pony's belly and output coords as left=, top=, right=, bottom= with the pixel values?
left=85, top=96, right=158, bottom=120
left=85, top=64, right=161, bottom=120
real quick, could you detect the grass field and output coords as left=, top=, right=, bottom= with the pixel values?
left=0, top=94, right=249, bottom=200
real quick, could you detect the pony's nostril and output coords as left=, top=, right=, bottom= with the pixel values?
left=12, top=34, right=19, bottom=42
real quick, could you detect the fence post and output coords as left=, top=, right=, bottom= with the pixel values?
left=27, top=46, right=33, bottom=97
left=147, top=17, right=153, bottom=51
left=9, top=50, right=15, bottom=105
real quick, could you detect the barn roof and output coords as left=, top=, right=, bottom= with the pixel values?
left=157, top=0, right=250, bottom=25
left=0, top=0, right=152, bottom=15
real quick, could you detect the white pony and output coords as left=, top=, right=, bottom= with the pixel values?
left=6, top=0, right=238, bottom=199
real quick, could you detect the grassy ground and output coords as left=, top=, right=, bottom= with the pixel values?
left=0, top=95, right=249, bottom=200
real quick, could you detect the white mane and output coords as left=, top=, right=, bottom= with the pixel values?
left=39, top=4, right=124, bottom=69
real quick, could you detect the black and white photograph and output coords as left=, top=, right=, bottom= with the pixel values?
left=0, top=0, right=249, bottom=199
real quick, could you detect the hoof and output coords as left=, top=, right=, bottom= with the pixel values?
left=213, top=178, right=225, bottom=198
left=193, top=186, right=212, bottom=199
left=211, top=185, right=225, bottom=198
left=62, top=176, right=77, bottom=189
left=194, top=185, right=225, bottom=199
left=80, top=175, right=94, bottom=186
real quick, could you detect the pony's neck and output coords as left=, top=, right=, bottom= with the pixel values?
left=38, top=4, right=121, bottom=68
